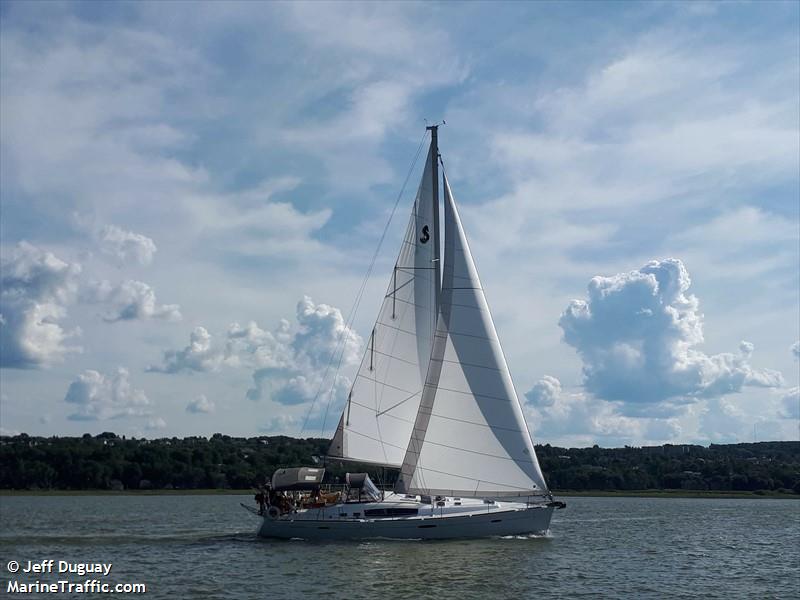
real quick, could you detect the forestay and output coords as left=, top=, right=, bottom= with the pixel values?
left=398, top=175, right=549, bottom=497
left=328, top=146, right=439, bottom=467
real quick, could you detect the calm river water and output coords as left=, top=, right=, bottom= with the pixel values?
left=1, top=495, right=797, bottom=599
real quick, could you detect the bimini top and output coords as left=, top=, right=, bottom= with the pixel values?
left=271, top=467, right=325, bottom=491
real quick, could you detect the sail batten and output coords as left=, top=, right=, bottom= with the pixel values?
left=398, top=174, right=549, bottom=497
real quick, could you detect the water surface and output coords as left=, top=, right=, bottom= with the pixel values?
left=1, top=495, right=797, bottom=598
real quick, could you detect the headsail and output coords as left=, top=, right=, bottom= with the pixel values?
left=328, top=145, right=439, bottom=467
left=398, top=174, right=549, bottom=497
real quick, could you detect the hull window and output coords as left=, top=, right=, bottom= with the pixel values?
left=364, top=508, right=419, bottom=517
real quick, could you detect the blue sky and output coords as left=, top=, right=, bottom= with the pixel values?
left=1, top=1, right=798, bottom=446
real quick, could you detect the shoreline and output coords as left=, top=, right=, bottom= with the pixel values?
left=1, top=489, right=797, bottom=499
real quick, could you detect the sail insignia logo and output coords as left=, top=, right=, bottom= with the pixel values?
left=420, top=225, right=430, bottom=244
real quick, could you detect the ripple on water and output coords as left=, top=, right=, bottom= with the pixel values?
left=1, top=495, right=798, bottom=599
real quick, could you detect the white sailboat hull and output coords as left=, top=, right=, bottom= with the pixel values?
left=253, top=499, right=555, bottom=540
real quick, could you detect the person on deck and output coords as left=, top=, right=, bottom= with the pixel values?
left=255, top=486, right=267, bottom=515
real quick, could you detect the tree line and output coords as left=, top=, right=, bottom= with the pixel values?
left=1, top=433, right=798, bottom=494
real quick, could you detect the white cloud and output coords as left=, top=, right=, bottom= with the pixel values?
left=186, top=394, right=215, bottom=414
left=145, top=417, right=167, bottom=430
left=190, top=179, right=335, bottom=263
left=148, top=326, right=221, bottom=374
left=526, top=389, right=682, bottom=447
left=698, top=397, right=751, bottom=444
left=490, top=38, right=797, bottom=194
left=0, top=241, right=82, bottom=368
left=445, top=27, right=798, bottom=298
left=559, top=258, right=783, bottom=409
left=259, top=414, right=298, bottom=434
left=149, top=296, right=362, bottom=410
left=224, top=319, right=293, bottom=370
left=690, top=388, right=799, bottom=444
left=644, top=418, right=683, bottom=442
left=272, top=2, right=467, bottom=190
left=781, top=387, right=799, bottom=420
left=292, top=296, right=362, bottom=370
left=245, top=296, right=362, bottom=405
left=1, top=15, right=210, bottom=214
left=64, top=367, right=151, bottom=420
left=99, top=225, right=157, bottom=266
left=666, top=207, right=799, bottom=286
left=792, top=342, right=800, bottom=360
left=525, top=375, right=562, bottom=407
left=84, top=279, right=181, bottom=323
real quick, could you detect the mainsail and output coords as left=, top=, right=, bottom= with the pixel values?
left=398, top=174, right=549, bottom=497
left=328, top=146, right=439, bottom=467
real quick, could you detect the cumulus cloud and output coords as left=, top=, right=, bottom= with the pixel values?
left=148, top=327, right=221, bottom=373
left=64, top=367, right=151, bottom=420
left=149, top=296, right=362, bottom=409
left=0, top=242, right=82, bottom=368
left=245, top=296, right=362, bottom=405
left=780, top=387, right=799, bottom=420
left=186, top=394, right=215, bottom=414
left=291, top=296, right=362, bottom=367
left=526, top=389, right=681, bottom=447
left=224, top=319, right=293, bottom=370
left=99, top=225, right=157, bottom=266
left=259, top=414, right=298, bottom=434
left=559, top=258, right=783, bottom=408
left=84, top=279, right=181, bottom=323
left=792, top=342, right=800, bottom=360
left=525, top=375, right=562, bottom=407
left=644, top=418, right=683, bottom=441
left=145, top=417, right=167, bottom=430
left=698, top=397, right=751, bottom=443
left=151, top=320, right=292, bottom=375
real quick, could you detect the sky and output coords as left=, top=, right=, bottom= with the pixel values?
left=1, top=0, right=798, bottom=447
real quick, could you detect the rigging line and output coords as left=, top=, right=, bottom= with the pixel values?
left=384, top=277, right=414, bottom=298
left=375, top=390, right=422, bottom=417
left=408, top=464, right=536, bottom=492
left=416, top=438, right=536, bottom=464
left=300, top=129, right=429, bottom=436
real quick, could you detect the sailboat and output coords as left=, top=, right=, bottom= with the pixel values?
left=247, top=126, right=564, bottom=540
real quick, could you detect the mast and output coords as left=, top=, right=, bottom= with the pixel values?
left=427, top=125, right=441, bottom=314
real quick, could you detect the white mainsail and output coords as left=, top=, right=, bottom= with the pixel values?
left=328, top=146, right=439, bottom=467
left=398, top=175, right=549, bottom=497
